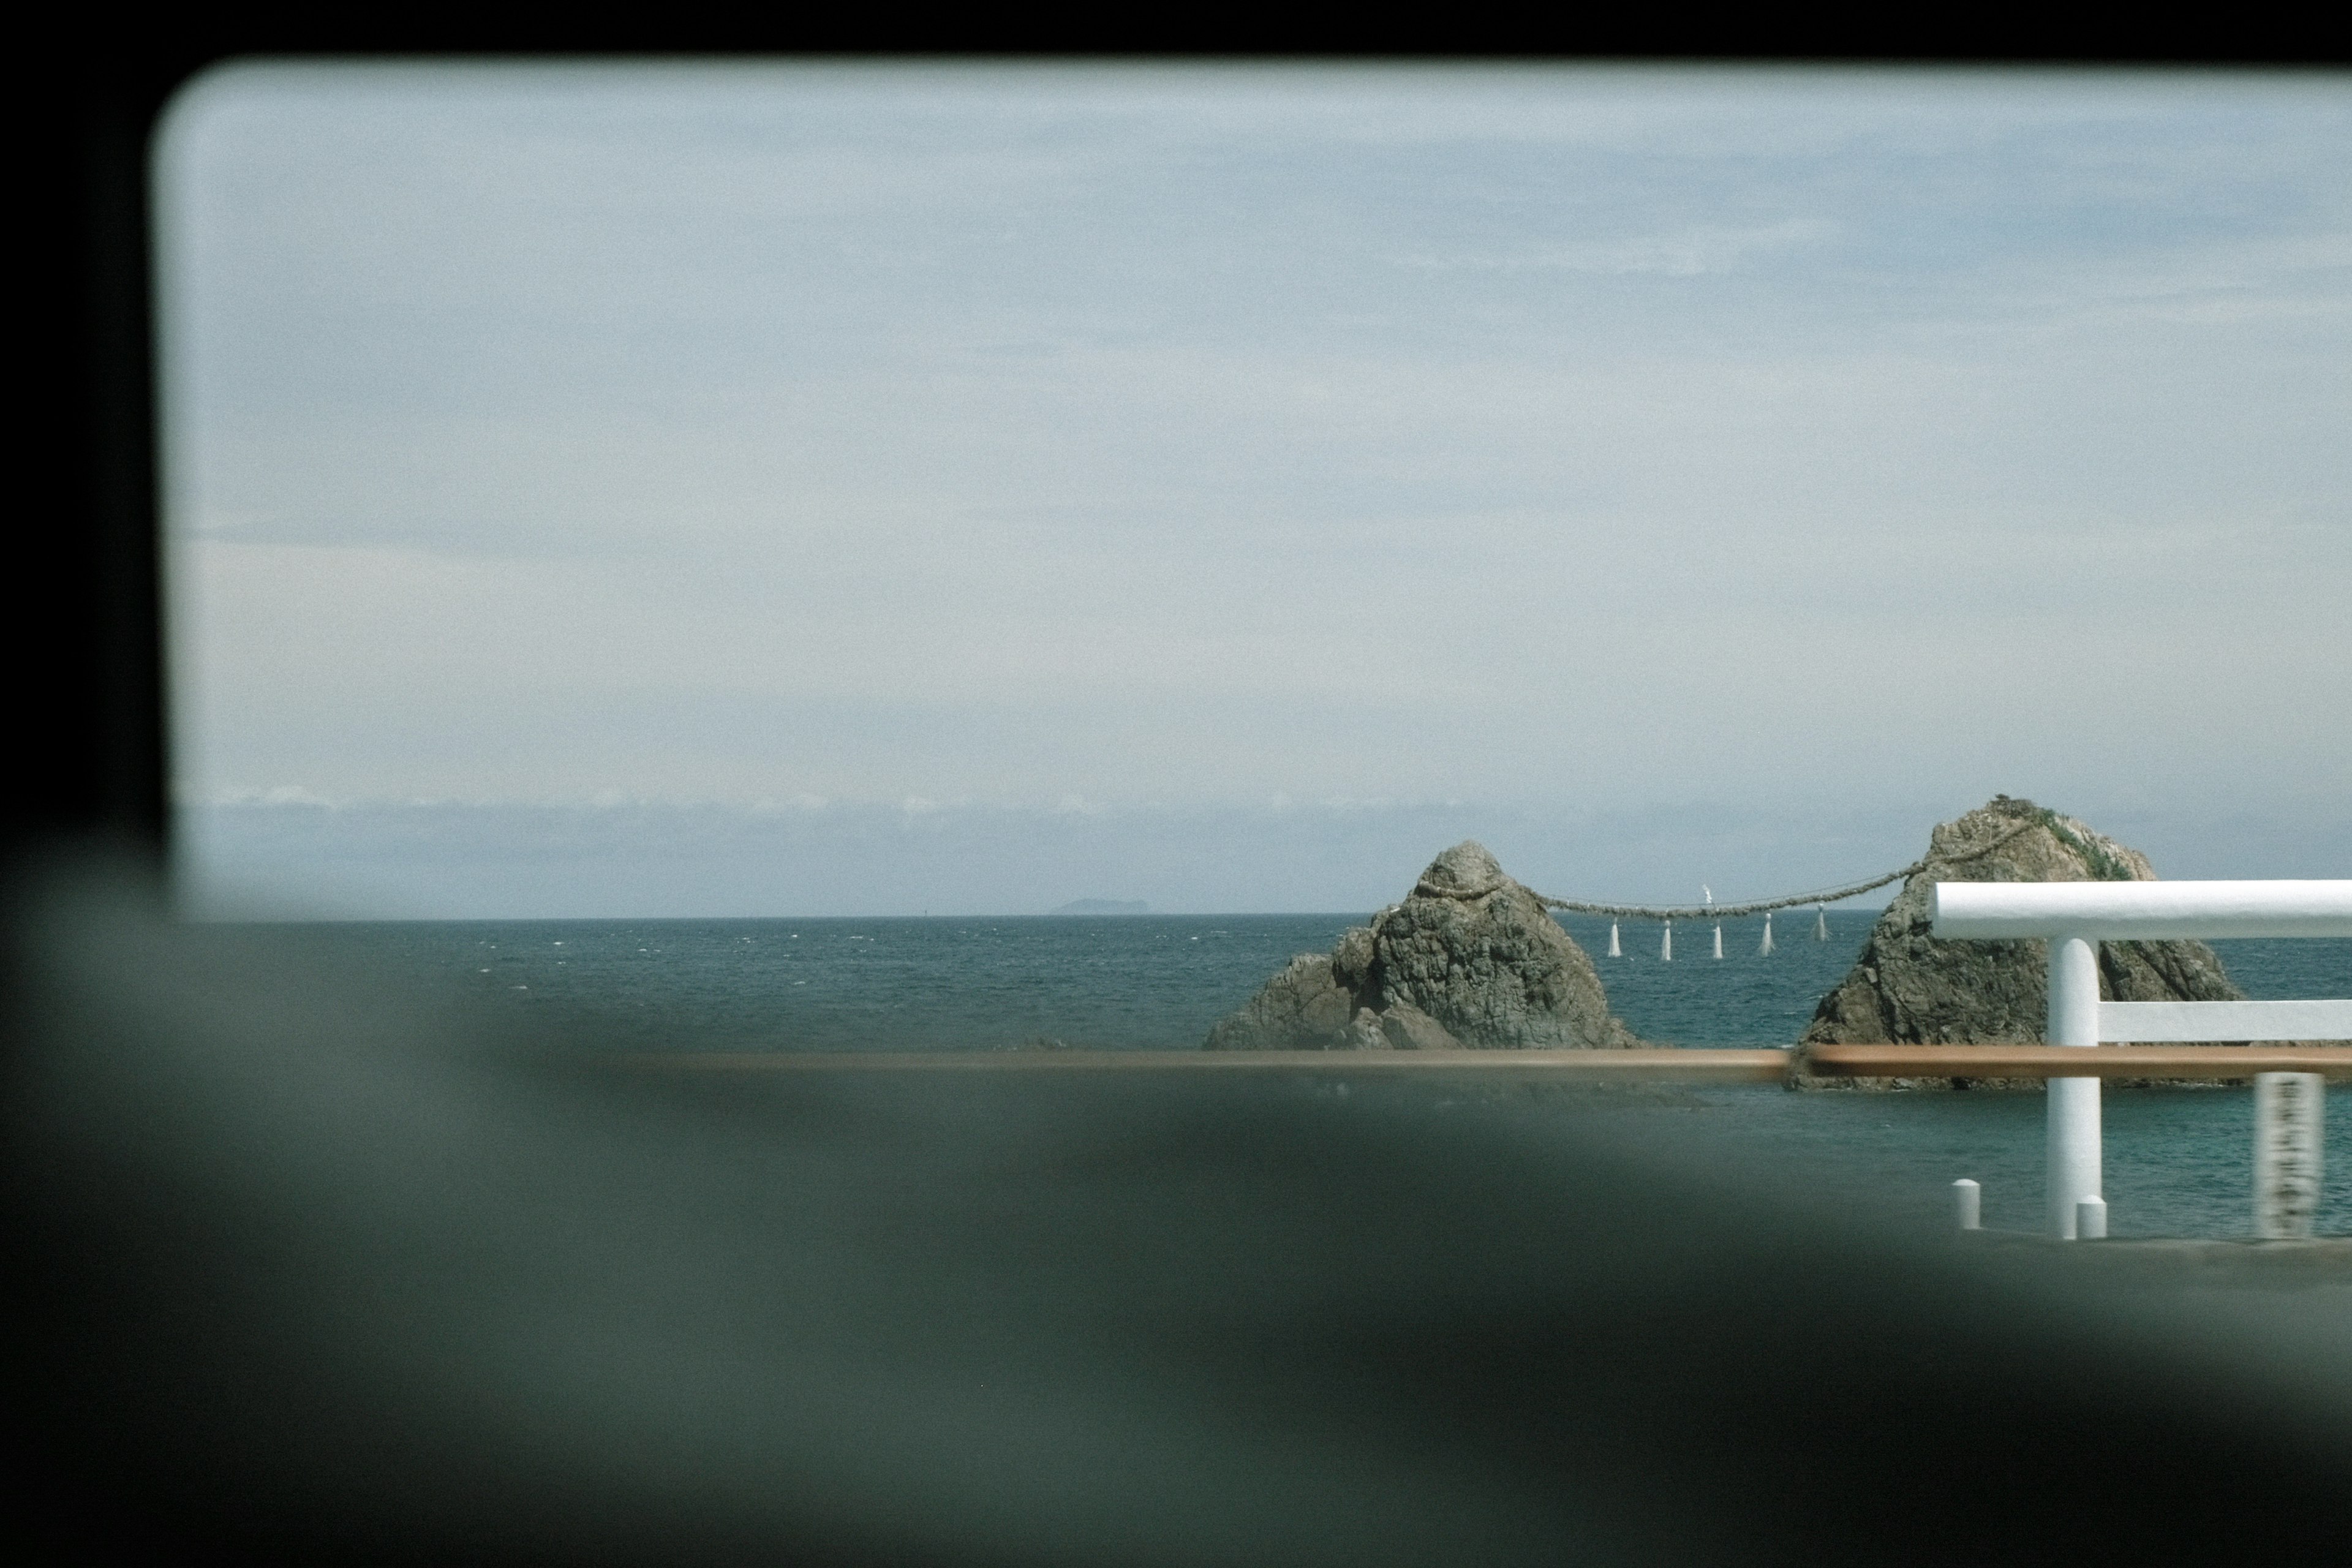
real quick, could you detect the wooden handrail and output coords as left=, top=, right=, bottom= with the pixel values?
left=612, top=1044, right=2352, bottom=1080
left=1803, top=1044, right=2352, bottom=1080
left=617, top=1048, right=1790, bottom=1080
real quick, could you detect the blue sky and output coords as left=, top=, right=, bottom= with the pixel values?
left=159, top=64, right=2352, bottom=916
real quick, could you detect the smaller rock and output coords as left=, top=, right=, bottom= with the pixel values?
left=1365, top=843, right=1637, bottom=1050
left=1202, top=843, right=1639, bottom=1051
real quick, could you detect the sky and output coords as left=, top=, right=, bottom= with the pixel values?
left=159, top=62, right=2352, bottom=917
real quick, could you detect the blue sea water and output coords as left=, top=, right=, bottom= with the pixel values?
left=288, top=911, right=2350, bottom=1240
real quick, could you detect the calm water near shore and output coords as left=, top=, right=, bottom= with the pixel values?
left=284, top=911, right=2349, bottom=1239
left=300, top=910, right=2347, bottom=1053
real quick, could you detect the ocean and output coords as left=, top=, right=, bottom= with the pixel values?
left=285, top=911, right=2350, bottom=1240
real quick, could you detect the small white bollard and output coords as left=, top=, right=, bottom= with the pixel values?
left=1660, top=922, right=1672, bottom=962
left=1951, top=1178, right=1981, bottom=1232
left=2075, top=1196, right=2107, bottom=1240
left=2255, top=1071, right=2325, bottom=1240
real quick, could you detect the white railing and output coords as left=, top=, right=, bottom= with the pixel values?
left=1932, top=880, right=2352, bottom=1238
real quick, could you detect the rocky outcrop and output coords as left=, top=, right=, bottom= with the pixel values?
left=1204, top=842, right=1640, bottom=1050
left=1798, top=796, right=2242, bottom=1088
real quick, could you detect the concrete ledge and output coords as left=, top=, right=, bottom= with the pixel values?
left=1958, top=1232, right=2352, bottom=1283
left=1807, top=1044, right=2352, bottom=1079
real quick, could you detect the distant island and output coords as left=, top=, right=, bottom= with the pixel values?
left=1054, top=899, right=1150, bottom=914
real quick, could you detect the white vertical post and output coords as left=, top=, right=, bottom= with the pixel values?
left=1951, top=1178, right=1981, bottom=1232
left=1712, top=924, right=1723, bottom=959
left=1607, top=921, right=1621, bottom=958
left=1760, top=913, right=1774, bottom=956
left=2046, top=933, right=2103, bottom=1239
left=2254, top=1072, right=2324, bottom=1240
left=1660, top=922, right=1672, bottom=961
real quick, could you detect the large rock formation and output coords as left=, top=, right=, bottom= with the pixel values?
left=1798, top=795, right=2242, bottom=1085
left=1205, top=842, right=1640, bottom=1051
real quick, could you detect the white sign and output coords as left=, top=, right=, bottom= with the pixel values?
left=2253, top=1072, right=2326, bottom=1240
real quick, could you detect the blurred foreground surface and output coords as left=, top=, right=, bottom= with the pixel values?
left=8, top=858, right=2351, bottom=1564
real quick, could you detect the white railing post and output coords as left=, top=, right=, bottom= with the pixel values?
left=2047, top=933, right=2102, bottom=1239
left=1951, top=1178, right=1981, bottom=1232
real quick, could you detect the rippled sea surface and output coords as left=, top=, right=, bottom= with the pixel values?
left=273, top=912, right=2348, bottom=1238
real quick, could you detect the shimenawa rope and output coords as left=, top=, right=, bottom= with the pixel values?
left=1411, top=818, right=2040, bottom=923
